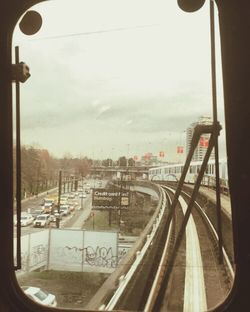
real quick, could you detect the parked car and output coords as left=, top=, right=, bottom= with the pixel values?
left=33, top=214, right=51, bottom=228
left=21, top=286, right=57, bottom=307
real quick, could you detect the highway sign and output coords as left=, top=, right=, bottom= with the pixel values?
left=92, top=188, right=130, bottom=210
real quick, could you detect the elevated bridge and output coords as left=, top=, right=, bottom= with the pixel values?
left=90, top=166, right=152, bottom=180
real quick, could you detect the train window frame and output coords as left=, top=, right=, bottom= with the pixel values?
left=0, top=0, right=250, bottom=311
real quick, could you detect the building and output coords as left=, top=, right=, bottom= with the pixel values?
left=186, top=116, right=215, bottom=161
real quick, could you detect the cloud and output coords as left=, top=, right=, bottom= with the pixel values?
left=16, top=0, right=226, bottom=161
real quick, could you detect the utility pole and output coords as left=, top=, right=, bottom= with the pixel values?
left=92, top=212, right=95, bottom=230
left=13, top=46, right=31, bottom=270
left=118, top=172, right=123, bottom=230
left=109, top=208, right=112, bottom=227
left=56, top=170, right=62, bottom=228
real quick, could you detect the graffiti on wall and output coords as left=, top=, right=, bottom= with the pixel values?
left=29, top=244, right=48, bottom=268
left=16, top=230, right=123, bottom=274
left=84, top=245, right=117, bottom=268
left=20, top=251, right=28, bottom=272
left=53, top=245, right=118, bottom=268
left=15, top=244, right=48, bottom=273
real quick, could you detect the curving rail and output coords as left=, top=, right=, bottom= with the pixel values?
left=95, top=182, right=234, bottom=311
left=144, top=185, right=234, bottom=311
left=166, top=186, right=207, bottom=312
left=144, top=189, right=173, bottom=312
left=103, top=187, right=167, bottom=310
left=181, top=188, right=234, bottom=280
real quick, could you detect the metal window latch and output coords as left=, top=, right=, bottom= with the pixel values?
left=11, top=62, right=31, bottom=83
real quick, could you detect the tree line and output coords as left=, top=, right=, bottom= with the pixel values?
left=13, top=145, right=136, bottom=199
left=13, top=146, right=91, bottom=199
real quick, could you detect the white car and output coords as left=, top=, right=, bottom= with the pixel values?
left=21, top=286, right=57, bottom=307
left=60, top=195, right=69, bottom=202
left=59, top=205, right=70, bottom=216
left=50, top=210, right=63, bottom=222
left=79, top=193, right=86, bottom=198
left=33, top=214, right=50, bottom=228
left=42, top=202, right=53, bottom=213
left=14, top=213, right=34, bottom=226
left=20, top=214, right=34, bottom=226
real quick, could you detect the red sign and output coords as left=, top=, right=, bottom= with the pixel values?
left=200, top=137, right=209, bottom=147
left=159, top=151, right=165, bottom=157
left=177, top=146, right=184, bottom=154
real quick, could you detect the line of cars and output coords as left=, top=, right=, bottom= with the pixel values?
left=14, top=212, right=52, bottom=228
left=33, top=190, right=85, bottom=227
left=14, top=187, right=90, bottom=228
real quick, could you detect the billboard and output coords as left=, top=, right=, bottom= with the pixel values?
left=92, top=188, right=130, bottom=210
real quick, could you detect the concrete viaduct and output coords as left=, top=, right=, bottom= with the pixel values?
left=90, top=166, right=151, bottom=180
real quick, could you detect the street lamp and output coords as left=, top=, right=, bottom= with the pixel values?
left=81, top=175, right=83, bottom=209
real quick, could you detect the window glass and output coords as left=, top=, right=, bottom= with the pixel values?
left=34, top=290, right=49, bottom=301
left=13, top=0, right=233, bottom=311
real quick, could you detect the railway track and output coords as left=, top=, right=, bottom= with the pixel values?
left=144, top=185, right=233, bottom=311
left=97, top=183, right=234, bottom=311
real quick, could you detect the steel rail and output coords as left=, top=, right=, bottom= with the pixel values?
left=181, top=189, right=234, bottom=280
left=163, top=186, right=207, bottom=312
left=144, top=188, right=173, bottom=312
left=103, top=188, right=167, bottom=311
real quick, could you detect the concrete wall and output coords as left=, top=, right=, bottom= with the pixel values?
left=15, top=229, right=118, bottom=274
left=14, top=230, right=49, bottom=275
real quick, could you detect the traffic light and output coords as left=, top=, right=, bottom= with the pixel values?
left=11, top=62, right=31, bottom=83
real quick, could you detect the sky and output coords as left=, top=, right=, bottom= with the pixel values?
left=12, top=0, right=226, bottom=162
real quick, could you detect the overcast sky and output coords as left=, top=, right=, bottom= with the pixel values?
left=13, top=0, right=226, bottom=162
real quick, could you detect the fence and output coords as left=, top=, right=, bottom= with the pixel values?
left=15, top=228, right=118, bottom=275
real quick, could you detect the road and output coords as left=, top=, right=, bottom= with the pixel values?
left=13, top=179, right=106, bottom=237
